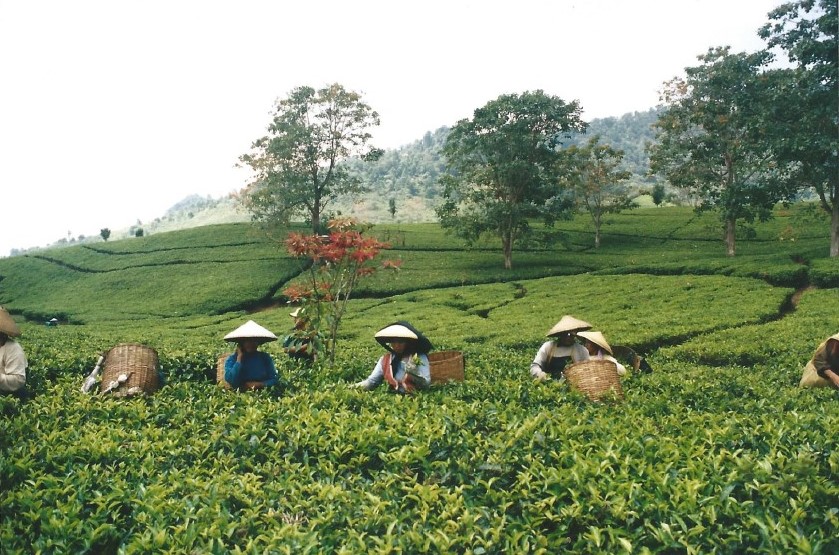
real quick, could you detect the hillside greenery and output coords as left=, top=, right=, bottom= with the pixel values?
left=13, top=108, right=673, bottom=258
left=0, top=204, right=837, bottom=553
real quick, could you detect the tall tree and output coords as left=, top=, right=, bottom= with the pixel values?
left=759, top=0, right=838, bottom=257
left=563, top=136, right=634, bottom=249
left=239, top=84, right=381, bottom=233
left=436, top=90, right=586, bottom=269
left=648, top=47, right=796, bottom=256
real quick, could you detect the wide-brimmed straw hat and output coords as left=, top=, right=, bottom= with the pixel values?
left=546, top=315, right=592, bottom=337
left=223, top=320, right=278, bottom=343
left=0, top=306, right=21, bottom=338
left=375, top=321, right=433, bottom=354
left=577, top=330, right=613, bottom=355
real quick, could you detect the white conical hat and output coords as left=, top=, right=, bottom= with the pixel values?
left=577, top=330, right=613, bottom=355
left=223, top=320, right=278, bottom=343
left=546, top=315, right=592, bottom=337
left=0, top=306, right=21, bottom=338
left=374, top=324, right=418, bottom=341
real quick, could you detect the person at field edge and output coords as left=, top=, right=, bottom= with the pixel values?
left=799, top=332, right=839, bottom=390
left=223, top=320, right=280, bottom=391
left=282, top=307, right=315, bottom=362
left=530, top=315, right=591, bottom=380
left=0, top=306, right=27, bottom=396
left=577, top=330, right=627, bottom=376
left=353, top=321, right=432, bottom=394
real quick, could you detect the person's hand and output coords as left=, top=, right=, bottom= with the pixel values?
left=243, top=381, right=264, bottom=390
left=534, top=370, right=550, bottom=381
left=351, top=381, right=367, bottom=389
left=236, top=345, right=244, bottom=362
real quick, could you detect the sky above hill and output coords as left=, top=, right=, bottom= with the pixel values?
left=0, top=0, right=784, bottom=257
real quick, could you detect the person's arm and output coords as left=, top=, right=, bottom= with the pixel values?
left=822, top=368, right=839, bottom=388
left=603, top=354, right=627, bottom=376
left=530, top=343, right=552, bottom=380
left=224, top=352, right=243, bottom=388
left=354, top=356, right=384, bottom=390
left=812, top=340, right=839, bottom=388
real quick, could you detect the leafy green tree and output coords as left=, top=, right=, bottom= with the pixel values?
left=648, top=47, right=797, bottom=256
left=436, top=90, right=585, bottom=269
left=759, top=0, right=838, bottom=257
left=239, top=83, right=382, bottom=234
left=563, top=136, right=635, bottom=248
left=651, top=183, right=666, bottom=206
left=99, top=228, right=111, bottom=241
left=388, top=198, right=397, bottom=220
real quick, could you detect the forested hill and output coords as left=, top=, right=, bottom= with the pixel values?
left=21, top=108, right=665, bottom=254
left=342, top=107, right=663, bottom=215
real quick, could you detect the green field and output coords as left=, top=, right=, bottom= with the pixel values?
left=0, top=206, right=837, bottom=553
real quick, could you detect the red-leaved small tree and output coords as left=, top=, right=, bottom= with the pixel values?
left=283, top=218, right=399, bottom=365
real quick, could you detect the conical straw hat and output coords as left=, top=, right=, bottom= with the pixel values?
left=223, top=320, right=278, bottom=343
left=0, top=306, right=21, bottom=338
left=374, top=324, right=418, bottom=341
left=374, top=321, right=433, bottom=354
left=577, top=330, right=613, bottom=355
left=546, top=315, right=592, bottom=337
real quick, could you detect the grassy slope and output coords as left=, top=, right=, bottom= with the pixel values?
left=0, top=205, right=837, bottom=553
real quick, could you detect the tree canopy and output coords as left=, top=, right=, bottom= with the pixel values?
left=563, top=136, right=635, bottom=249
left=239, top=84, right=381, bottom=234
left=648, top=47, right=798, bottom=256
left=436, top=90, right=586, bottom=269
left=759, top=0, right=838, bottom=256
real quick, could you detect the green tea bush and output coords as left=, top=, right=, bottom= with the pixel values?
left=1, top=206, right=837, bottom=553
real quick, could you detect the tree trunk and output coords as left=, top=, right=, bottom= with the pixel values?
left=831, top=201, right=838, bottom=258
left=724, top=217, right=736, bottom=256
left=594, top=223, right=601, bottom=249
left=502, top=233, right=513, bottom=270
left=311, top=204, right=321, bottom=234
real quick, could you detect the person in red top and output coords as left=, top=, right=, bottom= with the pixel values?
left=800, top=332, right=839, bottom=389
left=353, top=321, right=432, bottom=394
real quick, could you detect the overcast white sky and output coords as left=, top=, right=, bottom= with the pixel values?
left=0, top=0, right=784, bottom=257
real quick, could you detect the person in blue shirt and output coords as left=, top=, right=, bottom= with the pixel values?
left=223, top=320, right=279, bottom=391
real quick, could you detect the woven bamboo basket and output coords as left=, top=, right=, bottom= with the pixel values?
left=428, top=350, right=465, bottom=385
left=216, top=353, right=233, bottom=389
left=564, top=360, right=623, bottom=401
left=99, top=343, right=159, bottom=397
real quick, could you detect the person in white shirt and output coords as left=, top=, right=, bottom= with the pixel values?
left=530, top=315, right=591, bottom=381
left=0, top=306, right=27, bottom=394
left=354, top=321, right=432, bottom=394
left=577, top=330, right=627, bottom=376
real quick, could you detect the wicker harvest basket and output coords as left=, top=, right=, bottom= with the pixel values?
left=216, top=353, right=233, bottom=389
left=428, top=350, right=465, bottom=385
left=564, top=360, right=623, bottom=401
left=99, top=343, right=159, bottom=397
